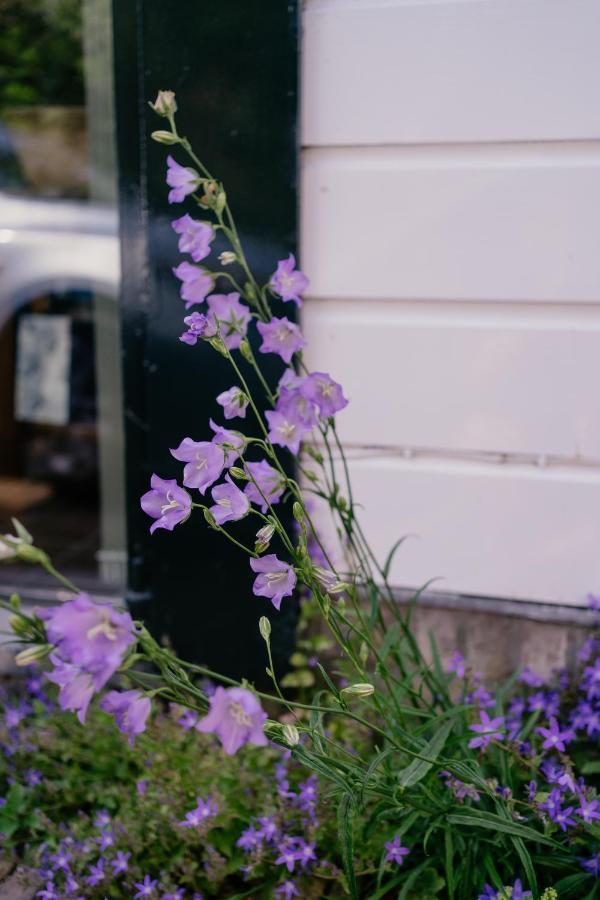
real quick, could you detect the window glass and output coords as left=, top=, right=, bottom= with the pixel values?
left=0, top=0, right=125, bottom=593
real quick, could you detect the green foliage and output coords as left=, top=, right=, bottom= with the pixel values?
left=0, top=0, right=84, bottom=108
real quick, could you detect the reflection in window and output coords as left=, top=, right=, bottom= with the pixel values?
left=0, top=0, right=125, bottom=593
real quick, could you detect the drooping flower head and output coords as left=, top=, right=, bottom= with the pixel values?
left=166, top=155, right=199, bottom=203
left=141, top=475, right=192, bottom=533
left=250, top=554, right=296, bottom=610
left=210, top=474, right=250, bottom=525
left=270, top=254, right=309, bottom=307
left=216, top=386, right=248, bottom=420
left=207, top=293, right=251, bottom=350
left=244, top=460, right=286, bottom=512
left=100, top=690, right=152, bottom=745
left=173, top=262, right=214, bottom=309
left=171, top=214, right=214, bottom=262
left=256, top=317, right=306, bottom=364
left=39, top=594, right=135, bottom=689
left=170, top=438, right=225, bottom=493
left=179, top=311, right=216, bottom=346
left=196, top=686, right=268, bottom=755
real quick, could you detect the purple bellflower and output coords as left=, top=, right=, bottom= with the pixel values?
left=216, top=386, right=248, bottom=420
left=250, top=554, right=297, bottom=610
left=210, top=474, right=250, bottom=525
left=210, top=419, right=246, bottom=465
left=206, top=293, right=251, bottom=350
left=244, top=460, right=285, bottom=512
left=170, top=438, right=225, bottom=493
left=141, top=475, right=192, bottom=533
left=180, top=311, right=216, bottom=346
left=173, top=262, right=214, bottom=308
left=300, top=372, right=348, bottom=418
left=196, top=686, right=268, bottom=755
left=256, top=317, right=306, bottom=364
left=171, top=214, right=214, bottom=262
left=100, top=690, right=151, bottom=744
left=166, top=155, right=199, bottom=203
left=270, top=254, right=309, bottom=306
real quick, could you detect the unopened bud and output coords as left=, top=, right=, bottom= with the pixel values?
left=243, top=282, right=257, bottom=302
left=15, top=645, right=49, bottom=667
left=0, top=536, right=18, bottom=563
left=203, top=508, right=218, bottom=529
left=150, top=90, right=177, bottom=117
left=359, top=641, right=369, bottom=665
left=292, top=502, right=304, bottom=524
left=215, top=190, right=227, bottom=214
left=282, top=723, right=300, bottom=747
left=219, top=251, right=237, bottom=266
left=208, top=336, right=228, bottom=357
left=16, top=543, right=46, bottom=564
left=228, top=467, right=248, bottom=481
left=259, top=616, right=271, bottom=641
left=239, top=339, right=253, bottom=363
left=341, top=682, right=375, bottom=698
left=151, top=130, right=181, bottom=145
left=303, top=470, right=319, bottom=483
left=255, top=524, right=275, bottom=553
left=9, top=615, right=29, bottom=636
left=329, top=581, right=351, bottom=595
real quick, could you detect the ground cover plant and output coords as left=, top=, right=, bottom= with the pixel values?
left=1, top=92, right=599, bottom=898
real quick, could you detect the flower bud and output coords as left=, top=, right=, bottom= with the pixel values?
left=243, top=281, right=257, bottom=302
left=151, top=130, right=181, bottom=145
left=150, top=90, right=177, bottom=117
left=359, top=641, right=369, bottom=665
left=9, top=615, right=30, bottom=636
left=208, top=336, right=228, bottom=357
left=292, top=502, right=304, bottom=524
left=15, top=645, right=49, bottom=667
left=215, top=190, right=227, bottom=214
left=259, top=616, right=271, bottom=641
left=16, top=543, right=46, bottom=564
left=0, top=537, right=18, bottom=562
left=255, top=523, right=275, bottom=553
left=282, top=723, right=300, bottom=747
left=203, top=508, right=218, bottom=529
left=239, top=339, right=253, bottom=363
left=341, top=682, right=375, bottom=698
left=228, top=467, right=248, bottom=481
left=219, top=251, right=237, bottom=266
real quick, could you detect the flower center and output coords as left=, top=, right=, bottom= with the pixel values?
left=228, top=700, right=252, bottom=727
left=278, top=420, right=296, bottom=439
left=86, top=610, right=117, bottom=642
left=266, top=571, right=288, bottom=585
left=216, top=498, right=231, bottom=507
left=276, top=325, right=292, bottom=343
left=161, top=491, right=180, bottom=514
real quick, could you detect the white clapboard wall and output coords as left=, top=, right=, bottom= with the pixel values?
left=300, top=0, right=600, bottom=606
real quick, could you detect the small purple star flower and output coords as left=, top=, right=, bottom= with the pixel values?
left=178, top=796, right=218, bottom=828
left=256, top=815, right=278, bottom=843
left=576, top=796, right=600, bottom=824
left=173, top=262, right=214, bottom=309
left=384, top=835, right=410, bottom=865
left=468, top=711, right=505, bottom=750
left=244, top=460, right=285, bottom=512
left=210, top=474, right=250, bottom=525
left=250, top=554, right=297, bottom=610
left=172, top=214, right=214, bottom=262
left=85, top=860, right=106, bottom=886
left=256, top=317, right=306, bottom=364
left=537, top=718, right=576, bottom=752
left=196, top=686, right=268, bottom=755
left=134, top=874, right=158, bottom=898
left=270, top=253, right=309, bottom=306
left=141, top=475, right=192, bottom=534
left=581, top=852, right=600, bottom=877
left=100, top=690, right=152, bottom=744
left=447, top=651, right=466, bottom=678
left=170, top=438, right=225, bottom=493
left=274, top=882, right=300, bottom=900
left=112, top=850, right=130, bottom=874
left=207, top=293, right=251, bottom=350
left=275, top=843, right=298, bottom=873
left=166, top=155, right=199, bottom=203
left=236, top=825, right=262, bottom=851
left=216, top=386, right=248, bottom=420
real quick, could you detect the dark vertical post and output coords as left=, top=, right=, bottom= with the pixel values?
left=112, top=1, right=300, bottom=682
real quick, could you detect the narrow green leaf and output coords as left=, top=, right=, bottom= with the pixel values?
left=445, top=829, right=454, bottom=899
left=359, top=747, right=394, bottom=805
left=382, top=536, right=409, bottom=580
left=337, top=794, right=358, bottom=900
left=379, top=623, right=401, bottom=662
left=316, top=662, right=340, bottom=699
left=398, top=720, right=453, bottom=788
left=447, top=812, right=558, bottom=848
left=511, top=836, right=538, bottom=899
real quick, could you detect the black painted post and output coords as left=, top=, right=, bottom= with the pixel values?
left=112, top=0, right=299, bottom=683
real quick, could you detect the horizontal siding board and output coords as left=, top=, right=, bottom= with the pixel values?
left=301, top=147, right=600, bottom=302
left=304, top=300, right=600, bottom=459
left=337, top=455, right=600, bottom=605
left=302, top=0, right=600, bottom=145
